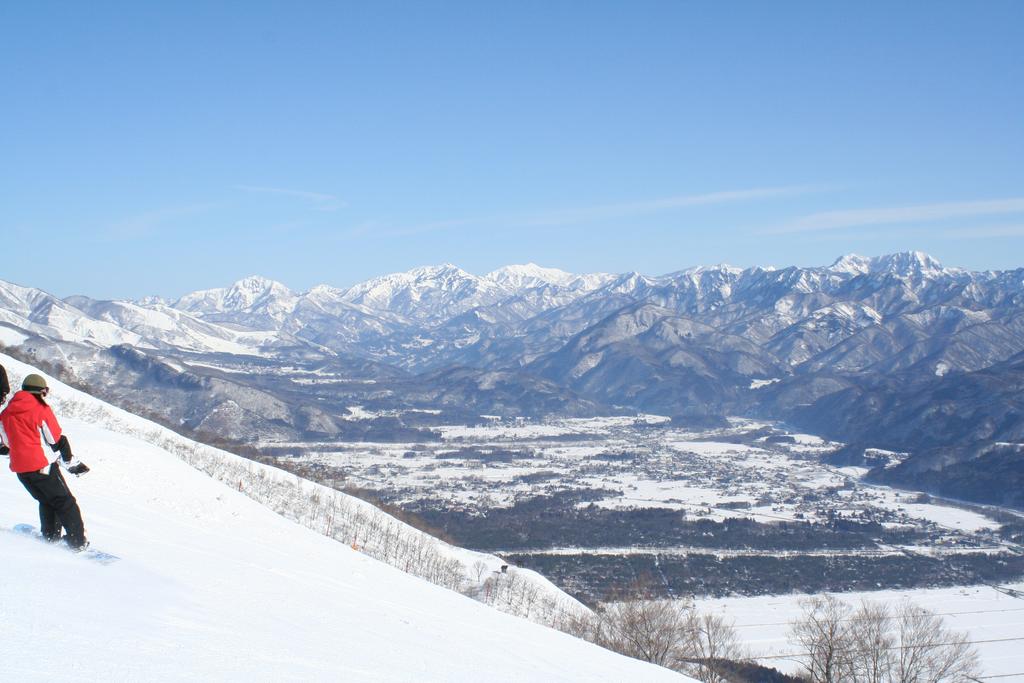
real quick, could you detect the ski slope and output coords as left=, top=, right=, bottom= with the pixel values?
left=0, top=363, right=689, bottom=681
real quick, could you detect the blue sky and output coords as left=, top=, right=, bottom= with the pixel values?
left=2, top=1, right=1022, bottom=299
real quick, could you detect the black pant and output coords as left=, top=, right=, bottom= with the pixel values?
left=17, top=463, right=87, bottom=548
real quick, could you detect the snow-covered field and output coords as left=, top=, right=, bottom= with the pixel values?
left=436, top=413, right=670, bottom=441
left=870, top=488, right=1005, bottom=532
left=272, top=413, right=1024, bottom=615
left=696, top=584, right=1024, bottom=679
left=275, top=415, right=1011, bottom=553
left=0, top=357, right=689, bottom=682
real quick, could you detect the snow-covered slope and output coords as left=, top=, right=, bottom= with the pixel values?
left=0, top=280, right=145, bottom=348
left=63, top=296, right=279, bottom=355
left=0, top=355, right=688, bottom=682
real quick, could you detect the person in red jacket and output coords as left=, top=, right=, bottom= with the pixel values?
left=0, top=373, right=89, bottom=549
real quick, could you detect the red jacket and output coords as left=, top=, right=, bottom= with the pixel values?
left=1, top=391, right=63, bottom=474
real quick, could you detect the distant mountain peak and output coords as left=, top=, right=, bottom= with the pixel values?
left=830, top=251, right=945, bottom=277
left=174, top=275, right=295, bottom=320
left=224, top=275, right=292, bottom=301
left=489, top=262, right=568, bottom=277
left=680, top=263, right=744, bottom=277
left=829, top=253, right=874, bottom=275
left=337, top=263, right=505, bottom=322
left=487, top=263, right=579, bottom=290
left=230, top=274, right=288, bottom=291
left=879, top=251, right=944, bottom=273
left=406, top=263, right=471, bottom=279
left=305, top=283, right=346, bottom=298
left=224, top=275, right=292, bottom=303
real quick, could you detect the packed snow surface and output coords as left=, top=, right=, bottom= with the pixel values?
left=0, top=377, right=688, bottom=681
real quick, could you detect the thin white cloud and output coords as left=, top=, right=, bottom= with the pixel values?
left=386, top=218, right=480, bottom=237
left=942, top=224, right=1024, bottom=239
left=772, top=197, right=1024, bottom=234
left=107, top=202, right=221, bottom=239
left=353, top=185, right=820, bottom=239
left=794, top=226, right=932, bottom=243
left=236, top=184, right=346, bottom=208
left=520, top=185, right=819, bottom=227
left=337, top=221, right=382, bottom=239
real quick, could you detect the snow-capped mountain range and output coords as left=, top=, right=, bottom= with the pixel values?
left=169, top=262, right=617, bottom=333
left=1, top=251, right=1022, bottom=507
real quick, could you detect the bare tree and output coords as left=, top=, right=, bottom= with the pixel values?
left=597, top=599, right=689, bottom=667
left=471, top=560, right=488, bottom=584
left=519, top=581, right=542, bottom=619
left=502, top=570, right=520, bottom=608
left=556, top=609, right=603, bottom=643
left=847, top=600, right=893, bottom=683
left=790, top=596, right=981, bottom=683
left=892, top=601, right=979, bottom=683
left=790, top=595, right=855, bottom=683
left=678, top=611, right=746, bottom=683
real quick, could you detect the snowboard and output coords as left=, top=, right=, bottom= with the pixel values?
left=12, top=523, right=120, bottom=565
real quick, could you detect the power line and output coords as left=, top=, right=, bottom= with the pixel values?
left=894, top=545, right=1024, bottom=601
left=751, top=635, right=1024, bottom=662
left=730, top=605, right=1024, bottom=629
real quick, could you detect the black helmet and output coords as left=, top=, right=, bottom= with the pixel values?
left=22, top=374, right=49, bottom=394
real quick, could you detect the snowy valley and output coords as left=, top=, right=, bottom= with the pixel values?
left=263, top=412, right=1024, bottom=605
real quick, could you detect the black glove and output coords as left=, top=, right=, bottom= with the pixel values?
left=51, top=436, right=89, bottom=476
left=51, top=435, right=74, bottom=463
left=0, top=444, right=8, bottom=456
left=66, top=462, right=90, bottom=476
